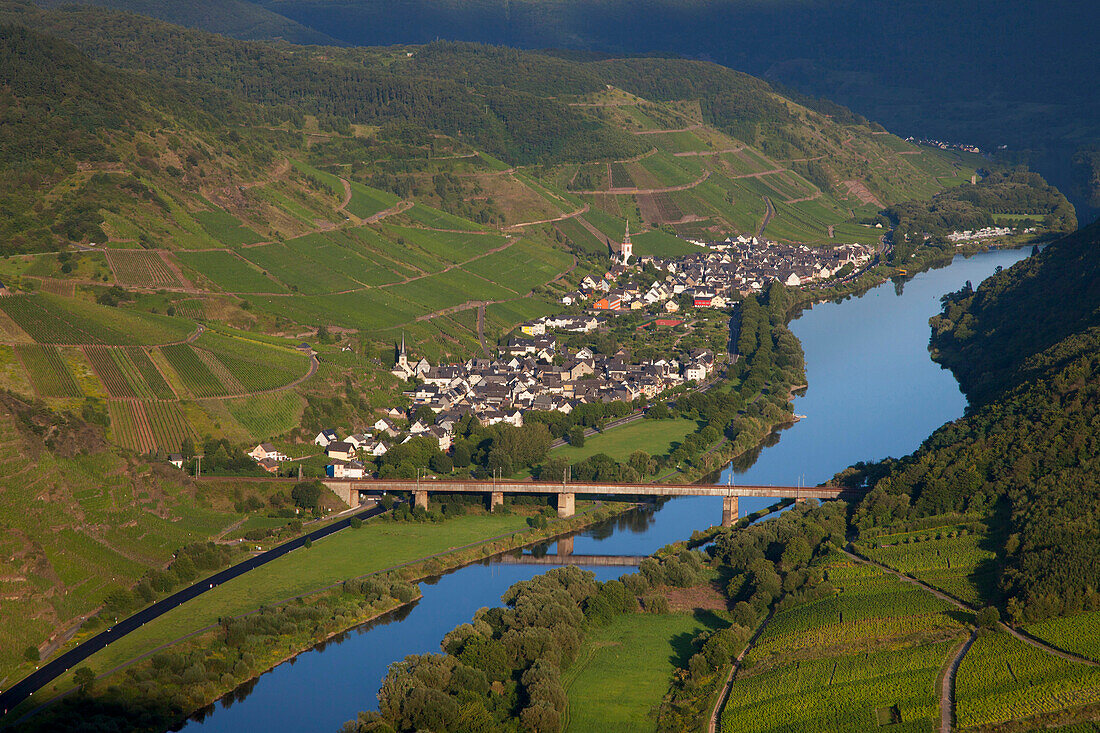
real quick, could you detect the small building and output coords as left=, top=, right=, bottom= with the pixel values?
left=257, top=457, right=280, bottom=474
left=325, top=441, right=355, bottom=461
left=314, top=429, right=338, bottom=447
left=168, top=453, right=184, bottom=469
left=327, top=460, right=366, bottom=479
left=249, top=443, right=288, bottom=462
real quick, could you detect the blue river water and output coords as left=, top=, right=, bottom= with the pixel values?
left=182, top=246, right=1029, bottom=732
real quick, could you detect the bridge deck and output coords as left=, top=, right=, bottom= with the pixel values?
left=325, top=478, right=861, bottom=500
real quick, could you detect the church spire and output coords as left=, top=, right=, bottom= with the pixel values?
left=620, top=221, right=633, bottom=264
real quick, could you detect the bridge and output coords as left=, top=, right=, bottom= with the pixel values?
left=323, top=478, right=866, bottom=527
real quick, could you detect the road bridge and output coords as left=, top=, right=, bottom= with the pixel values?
left=323, top=479, right=865, bottom=527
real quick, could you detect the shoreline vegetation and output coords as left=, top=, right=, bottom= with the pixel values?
left=9, top=500, right=641, bottom=731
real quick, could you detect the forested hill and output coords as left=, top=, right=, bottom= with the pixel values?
left=34, top=0, right=339, bottom=44
left=839, top=222, right=1100, bottom=623
left=930, top=218, right=1100, bottom=404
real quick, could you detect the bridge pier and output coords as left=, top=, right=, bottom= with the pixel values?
left=722, top=496, right=739, bottom=527
left=557, top=492, right=575, bottom=519
left=414, top=490, right=429, bottom=511
left=558, top=535, right=574, bottom=556
left=490, top=491, right=504, bottom=512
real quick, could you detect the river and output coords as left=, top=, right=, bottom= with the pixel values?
left=181, top=246, right=1030, bottom=732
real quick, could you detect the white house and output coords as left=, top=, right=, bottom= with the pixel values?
left=327, top=461, right=366, bottom=479
left=314, top=429, right=338, bottom=447
left=249, top=443, right=288, bottom=462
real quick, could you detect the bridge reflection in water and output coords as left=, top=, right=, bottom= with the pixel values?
left=494, top=535, right=647, bottom=566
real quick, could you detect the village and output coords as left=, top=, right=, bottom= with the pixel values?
left=239, top=228, right=875, bottom=479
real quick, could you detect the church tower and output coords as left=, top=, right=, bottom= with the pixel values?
left=620, top=221, right=633, bottom=264
left=396, top=333, right=409, bottom=371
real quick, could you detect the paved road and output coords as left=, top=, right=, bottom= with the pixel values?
left=0, top=502, right=389, bottom=718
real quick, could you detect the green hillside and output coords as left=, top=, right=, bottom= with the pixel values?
left=36, top=0, right=340, bottom=44
left=0, top=4, right=1067, bottom=460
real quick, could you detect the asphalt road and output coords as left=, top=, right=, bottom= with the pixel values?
left=0, top=502, right=390, bottom=719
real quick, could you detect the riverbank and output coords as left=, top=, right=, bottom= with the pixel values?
left=8, top=500, right=639, bottom=730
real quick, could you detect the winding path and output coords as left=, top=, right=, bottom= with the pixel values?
left=708, top=611, right=775, bottom=733
left=756, top=196, right=775, bottom=238
left=940, top=630, right=978, bottom=733
left=570, top=171, right=710, bottom=196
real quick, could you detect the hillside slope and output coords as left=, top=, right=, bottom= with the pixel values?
left=0, top=4, right=1063, bottom=460
left=35, top=0, right=338, bottom=44
left=0, top=391, right=252, bottom=679
left=839, top=221, right=1100, bottom=623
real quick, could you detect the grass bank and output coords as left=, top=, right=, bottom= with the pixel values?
left=562, top=610, right=726, bottom=733
left=16, top=501, right=637, bottom=724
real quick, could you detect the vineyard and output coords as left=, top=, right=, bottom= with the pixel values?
left=106, top=250, right=183, bottom=288
left=860, top=525, right=997, bottom=607
left=108, top=400, right=193, bottom=454
left=222, top=392, right=304, bottom=440
left=749, top=558, right=965, bottom=663
left=721, top=640, right=954, bottom=732
left=1024, top=611, right=1100, bottom=664
left=159, top=334, right=309, bottom=398
left=85, top=346, right=178, bottom=400
left=955, top=632, right=1100, bottom=729
left=720, top=551, right=970, bottom=733
left=15, top=345, right=82, bottom=398
left=0, top=294, right=193, bottom=346
left=159, top=344, right=226, bottom=398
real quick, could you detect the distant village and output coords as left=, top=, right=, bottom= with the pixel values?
left=559, top=233, right=874, bottom=312
left=947, top=225, right=1034, bottom=243
left=904, top=136, right=982, bottom=154
left=238, top=227, right=875, bottom=478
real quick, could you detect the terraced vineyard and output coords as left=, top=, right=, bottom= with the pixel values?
left=860, top=524, right=998, bottom=607
left=0, top=294, right=193, bottom=346
left=105, top=250, right=183, bottom=288
left=15, top=344, right=82, bottom=398
left=955, top=632, right=1100, bottom=728
left=108, top=400, right=193, bottom=454
left=720, top=552, right=967, bottom=733
left=1025, top=611, right=1100, bottom=663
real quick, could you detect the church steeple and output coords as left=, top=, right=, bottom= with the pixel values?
left=396, top=333, right=408, bottom=369
left=620, top=221, right=633, bottom=264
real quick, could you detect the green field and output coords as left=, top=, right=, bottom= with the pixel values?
left=551, top=418, right=701, bottom=464
left=955, top=632, right=1100, bottom=729
left=51, top=512, right=534, bottom=700
left=176, top=250, right=288, bottom=293
left=564, top=611, right=725, bottom=733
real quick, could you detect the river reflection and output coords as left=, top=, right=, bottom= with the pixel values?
left=181, top=246, right=1030, bottom=733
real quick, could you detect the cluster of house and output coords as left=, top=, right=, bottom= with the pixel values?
left=291, top=332, right=720, bottom=478
left=676, top=238, right=874, bottom=291
left=946, top=226, right=1025, bottom=243
left=904, top=136, right=982, bottom=154
left=560, top=233, right=874, bottom=313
